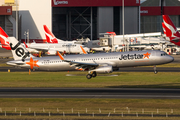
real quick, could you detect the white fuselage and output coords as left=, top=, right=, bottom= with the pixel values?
left=7, top=50, right=174, bottom=71
left=26, top=42, right=90, bottom=54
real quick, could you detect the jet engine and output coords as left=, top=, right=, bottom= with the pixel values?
left=91, top=65, right=113, bottom=73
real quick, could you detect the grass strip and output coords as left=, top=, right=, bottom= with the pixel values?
left=0, top=98, right=180, bottom=119
left=0, top=98, right=180, bottom=113
left=0, top=72, right=180, bottom=88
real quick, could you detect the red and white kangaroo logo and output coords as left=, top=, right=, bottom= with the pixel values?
left=0, top=27, right=9, bottom=45
left=0, top=27, right=11, bottom=50
left=162, top=15, right=180, bottom=38
left=162, top=15, right=180, bottom=46
left=43, top=25, right=58, bottom=43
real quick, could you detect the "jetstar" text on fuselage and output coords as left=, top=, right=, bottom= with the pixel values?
left=119, top=54, right=144, bottom=60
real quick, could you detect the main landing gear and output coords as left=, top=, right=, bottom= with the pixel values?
left=86, top=71, right=97, bottom=79
left=153, top=65, right=158, bottom=74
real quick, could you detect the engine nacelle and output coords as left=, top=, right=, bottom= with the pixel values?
left=92, top=65, right=113, bottom=73
left=46, top=50, right=57, bottom=55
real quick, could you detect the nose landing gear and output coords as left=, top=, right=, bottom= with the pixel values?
left=153, top=65, right=158, bottom=74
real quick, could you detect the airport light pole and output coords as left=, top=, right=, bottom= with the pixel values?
left=24, top=31, right=26, bottom=43
left=16, top=0, right=18, bottom=40
left=27, top=29, right=29, bottom=43
left=122, top=0, right=125, bottom=51
left=91, top=7, right=92, bottom=40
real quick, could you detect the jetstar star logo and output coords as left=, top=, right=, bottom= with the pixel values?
left=119, top=52, right=151, bottom=60
left=143, top=52, right=151, bottom=59
left=26, top=57, right=39, bottom=70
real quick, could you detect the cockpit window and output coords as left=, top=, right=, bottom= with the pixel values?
left=161, top=53, right=167, bottom=56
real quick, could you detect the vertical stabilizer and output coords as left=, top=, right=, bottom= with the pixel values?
left=43, top=25, right=60, bottom=43
left=0, top=27, right=11, bottom=50
left=8, top=37, right=35, bottom=61
left=162, top=15, right=180, bottom=38
left=162, top=15, right=180, bottom=46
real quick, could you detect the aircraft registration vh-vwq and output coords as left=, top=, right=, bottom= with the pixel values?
left=6, top=35, right=174, bottom=79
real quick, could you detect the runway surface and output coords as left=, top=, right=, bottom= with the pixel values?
left=0, top=66, right=179, bottom=72
left=0, top=88, right=180, bottom=99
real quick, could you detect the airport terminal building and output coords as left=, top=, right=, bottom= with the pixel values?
left=0, top=0, right=180, bottom=42
left=141, top=0, right=180, bottom=33
left=0, top=0, right=140, bottom=42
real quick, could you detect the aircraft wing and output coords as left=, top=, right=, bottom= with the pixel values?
left=27, top=46, right=59, bottom=53
left=57, top=52, right=99, bottom=70
left=27, top=46, right=49, bottom=51
left=64, top=59, right=99, bottom=70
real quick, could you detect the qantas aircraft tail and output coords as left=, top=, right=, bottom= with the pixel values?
left=162, top=15, right=180, bottom=45
left=0, top=27, right=11, bottom=50
left=43, top=25, right=62, bottom=43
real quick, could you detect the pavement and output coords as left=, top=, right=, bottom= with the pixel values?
left=0, top=48, right=12, bottom=58
left=0, top=88, right=180, bottom=99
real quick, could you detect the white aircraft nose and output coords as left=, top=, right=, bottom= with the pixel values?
left=167, top=55, right=174, bottom=63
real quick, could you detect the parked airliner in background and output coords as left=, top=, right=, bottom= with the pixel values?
left=6, top=36, right=174, bottom=79
left=44, top=25, right=76, bottom=44
left=0, top=27, right=89, bottom=55
left=26, top=25, right=89, bottom=54
left=162, top=15, right=180, bottom=46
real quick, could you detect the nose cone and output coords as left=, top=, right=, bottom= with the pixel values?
left=167, top=55, right=174, bottom=63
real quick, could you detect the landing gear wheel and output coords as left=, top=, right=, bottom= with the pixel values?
left=154, top=70, right=158, bottom=74
left=153, top=65, right=158, bottom=74
left=86, top=74, right=92, bottom=79
left=92, top=72, right=97, bottom=77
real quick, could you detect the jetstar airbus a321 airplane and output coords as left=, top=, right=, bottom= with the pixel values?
left=162, top=15, right=180, bottom=46
left=6, top=37, right=174, bottom=79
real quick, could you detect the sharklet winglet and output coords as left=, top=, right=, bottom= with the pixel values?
left=80, top=46, right=87, bottom=54
left=57, top=52, right=64, bottom=60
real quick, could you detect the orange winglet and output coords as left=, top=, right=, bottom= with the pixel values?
left=57, top=51, right=64, bottom=60
left=80, top=46, right=87, bottom=54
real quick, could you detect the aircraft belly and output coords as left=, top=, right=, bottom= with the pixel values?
left=38, top=63, right=74, bottom=71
